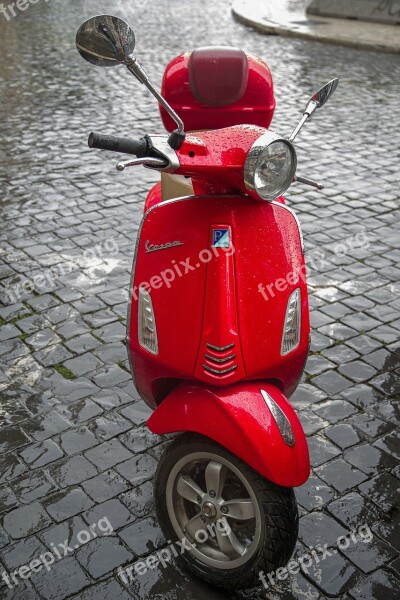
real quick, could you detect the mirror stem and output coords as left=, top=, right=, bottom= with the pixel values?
left=126, top=57, right=149, bottom=84
left=126, top=57, right=185, bottom=148
left=145, top=83, right=185, bottom=134
left=289, top=100, right=319, bottom=142
left=289, top=114, right=309, bottom=143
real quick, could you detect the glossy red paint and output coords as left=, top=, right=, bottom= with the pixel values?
left=127, top=194, right=309, bottom=408
left=147, top=381, right=310, bottom=487
left=144, top=126, right=286, bottom=207
left=175, top=125, right=264, bottom=196
left=144, top=182, right=162, bottom=212
left=160, top=50, right=275, bottom=132
left=127, top=50, right=309, bottom=488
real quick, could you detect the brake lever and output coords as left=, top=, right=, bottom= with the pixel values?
left=293, top=175, right=324, bottom=191
left=116, top=157, right=168, bottom=172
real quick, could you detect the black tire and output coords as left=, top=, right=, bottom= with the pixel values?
left=154, top=432, right=298, bottom=590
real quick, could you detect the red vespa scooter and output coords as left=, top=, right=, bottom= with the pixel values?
left=76, top=15, right=339, bottom=590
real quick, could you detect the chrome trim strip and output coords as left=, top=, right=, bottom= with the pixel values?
left=271, top=200, right=305, bottom=254
left=261, top=389, right=295, bottom=447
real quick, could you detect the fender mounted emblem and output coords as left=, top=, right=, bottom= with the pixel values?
left=145, top=240, right=184, bottom=253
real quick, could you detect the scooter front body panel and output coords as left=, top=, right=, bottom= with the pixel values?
left=128, top=194, right=310, bottom=407
left=147, top=381, right=310, bottom=486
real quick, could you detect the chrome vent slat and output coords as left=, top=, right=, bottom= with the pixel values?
left=202, top=364, right=238, bottom=376
left=205, top=343, right=235, bottom=352
left=204, top=353, right=236, bottom=364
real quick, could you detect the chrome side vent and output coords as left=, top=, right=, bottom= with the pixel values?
left=203, top=342, right=238, bottom=376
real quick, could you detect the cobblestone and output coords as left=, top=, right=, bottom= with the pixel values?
left=0, top=0, right=399, bottom=599
left=49, top=456, right=97, bottom=489
left=84, top=438, right=132, bottom=470
left=18, top=439, right=64, bottom=469
left=76, top=537, right=134, bottom=579
left=82, top=469, right=130, bottom=504
left=305, top=553, right=359, bottom=597
left=2, top=503, right=51, bottom=540
left=39, top=515, right=88, bottom=551
left=83, top=498, right=134, bottom=531
left=119, top=516, right=166, bottom=557
left=0, top=488, right=18, bottom=515
left=1, top=536, right=46, bottom=570
left=327, top=492, right=381, bottom=530
left=30, top=556, right=90, bottom=600
left=44, top=488, right=94, bottom=522
left=11, top=471, right=59, bottom=504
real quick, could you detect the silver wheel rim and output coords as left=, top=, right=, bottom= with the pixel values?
left=165, top=450, right=262, bottom=569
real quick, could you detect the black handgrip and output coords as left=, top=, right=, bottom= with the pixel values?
left=88, top=132, right=148, bottom=157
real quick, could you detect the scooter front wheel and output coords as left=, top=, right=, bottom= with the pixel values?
left=154, top=433, right=298, bottom=590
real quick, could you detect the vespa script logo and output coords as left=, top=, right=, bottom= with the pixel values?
left=145, top=240, right=184, bottom=253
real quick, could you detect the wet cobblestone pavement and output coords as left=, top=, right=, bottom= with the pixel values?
left=0, top=0, right=399, bottom=599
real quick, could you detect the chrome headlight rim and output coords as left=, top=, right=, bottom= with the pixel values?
left=244, top=131, right=297, bottom=202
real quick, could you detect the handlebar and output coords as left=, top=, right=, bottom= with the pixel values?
left=88, top=132, right=148, bottom=158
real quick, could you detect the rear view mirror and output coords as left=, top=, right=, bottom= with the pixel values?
left=76, top=14, right=186, bottom=149
left=289, top=78, right=339, bottom=142
left=76, top=15, right=135, bottom=67
left=310, top=78, right=339, bottom=110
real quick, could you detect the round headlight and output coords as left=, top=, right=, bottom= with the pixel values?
left=244, top=132, right=297, bottom=201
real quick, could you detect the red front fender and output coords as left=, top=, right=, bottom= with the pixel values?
left=147, top=382, right=310, bottom=487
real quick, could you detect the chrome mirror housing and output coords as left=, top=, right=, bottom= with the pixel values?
left=310, top=78, right=340, bottom=109
left=76, top=15, right=136, bottom=67
left=289, top=78, right=339, bottom=142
